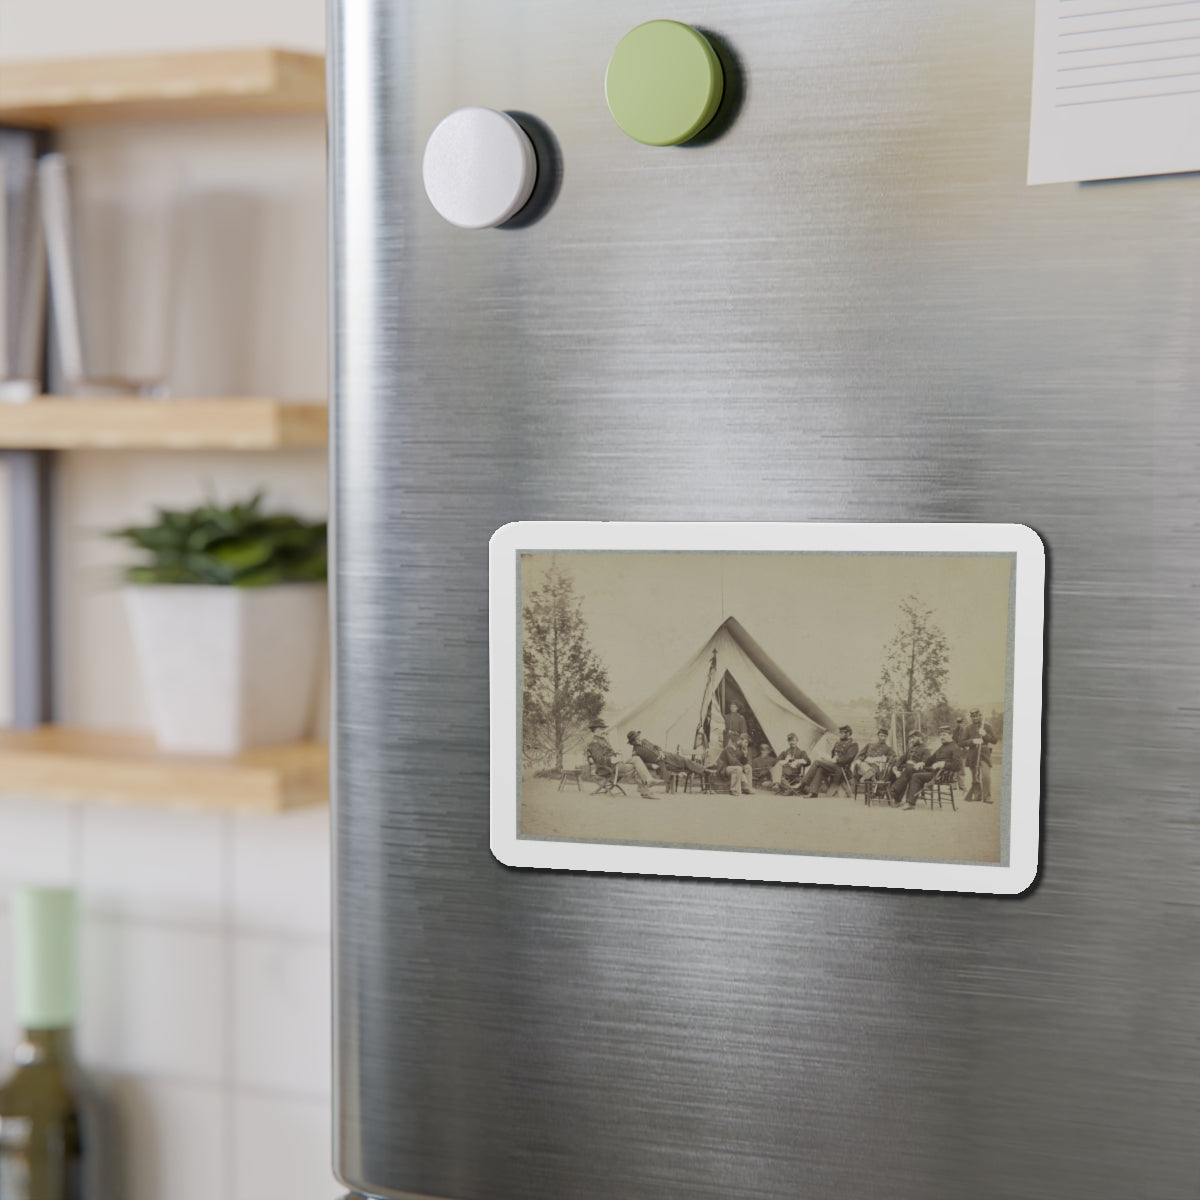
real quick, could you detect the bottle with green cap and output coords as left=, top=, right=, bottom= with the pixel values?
left=0, top=888, right=96, bottom=1200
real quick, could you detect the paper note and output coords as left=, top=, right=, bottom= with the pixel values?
left=1028, top=0, right=1200, bottom=183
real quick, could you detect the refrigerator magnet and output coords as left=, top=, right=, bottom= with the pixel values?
left=490, top=522, right=1045, bottom=895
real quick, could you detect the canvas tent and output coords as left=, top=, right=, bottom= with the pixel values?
left=611, top=616, right=838, bottom=760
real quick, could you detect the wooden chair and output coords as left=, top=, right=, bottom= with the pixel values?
left=663, top=770, right=689, bottom=793
left=557, top=765, right=583, bottom=791
left=916, top=764, right=957, bottom=811
left=854, top=757, right=894, bottom=807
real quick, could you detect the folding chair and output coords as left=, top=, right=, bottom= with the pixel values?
left=588, top=751, right=627, bottom=796
left=557, top=765, right=584, bottom=791
left=834, top=764, right=855, bottom=798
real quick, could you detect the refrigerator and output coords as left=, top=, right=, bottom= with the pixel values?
left=328, top=2, right=1200, bottom=1198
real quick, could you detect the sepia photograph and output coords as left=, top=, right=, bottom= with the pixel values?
left=491, top=522, right=1044, bottom=893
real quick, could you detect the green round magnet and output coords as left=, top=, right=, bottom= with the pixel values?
left=605, top=20, right=724, bottom=147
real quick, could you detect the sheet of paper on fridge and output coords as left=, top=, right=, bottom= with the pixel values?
left=1028, top=0, right=1200, bottom=184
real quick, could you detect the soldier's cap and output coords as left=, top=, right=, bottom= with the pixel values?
left=970, top=709, right=982, bottom=717
left=876, top=727, right=888, bottom=736
left=588, top=721, right=607, bottom=731
left=909, top=731, right=924, bottom=742
left=956, top=716, right=965, bottom=723
left=938, top=724, right=952, bottom=733
left=625, top=730, right=641, bottom=744
left=838, top=724, right=852, bottom=734
left=787, top=733, right=799, bottom=742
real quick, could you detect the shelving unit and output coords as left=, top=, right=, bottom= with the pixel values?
left=0, top=49, right=330, bottom=811
left=0, top=397, right=327, bottom=450
left=0, top=48, right=325, bottom=126
left=0, top=726, right=327, bottom=812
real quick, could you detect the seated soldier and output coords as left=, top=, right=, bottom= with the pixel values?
left=770, top=733, right=811, bottom=792
left=713, top=736, right=752, bottom=796
left=897, top=725, right=963, bottom=810
left=587, top=721, right=654, bottom=799
left=854, top=727, right=895, bottom=785
left=750, top=742, right=777, bottom=785
left=798, top=725, right=859, bottom=796
left=626, top=730, right=706, bottom=785
left=889, top=731, right=932, bottom=807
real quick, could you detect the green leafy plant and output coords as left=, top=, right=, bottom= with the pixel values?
left=112, top=494, right=327, bottom=587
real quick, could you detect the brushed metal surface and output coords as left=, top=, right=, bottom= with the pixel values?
left=330, top=2, right=1200, bottom=1197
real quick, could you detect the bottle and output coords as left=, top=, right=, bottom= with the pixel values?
left=0, top=888, right=89, bottom=1200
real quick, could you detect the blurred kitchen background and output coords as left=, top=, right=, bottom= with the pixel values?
left=0, top=0, right=334, bottom=1197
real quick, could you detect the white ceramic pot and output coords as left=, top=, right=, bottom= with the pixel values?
left=123, top=583, right=326, bottom=755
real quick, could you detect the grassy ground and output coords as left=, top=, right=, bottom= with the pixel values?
left=520, top=768, right=1002, bottom=864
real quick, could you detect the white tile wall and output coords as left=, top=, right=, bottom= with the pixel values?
left=0, top=796, right=78, bottom=886
left=233, top=935, right=331, bottom=1098
left=80, top=805, right=225, bottom=925
left=79, top=917, right=226, bottom=1081
left=232, top=806, right=331, bottom=937
left=107, top=1077, right=227, bottom=1200
left=232, top=1093, right=339, bottom=1200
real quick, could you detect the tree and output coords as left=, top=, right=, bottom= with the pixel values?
left=875, top=596, right=950, bottom=736
left=522, top=566, right=609, bottom=770
left=927, top=698, right=960, bottom=735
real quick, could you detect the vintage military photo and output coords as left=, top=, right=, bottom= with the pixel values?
left=490, top=523, right=1044, bottom=893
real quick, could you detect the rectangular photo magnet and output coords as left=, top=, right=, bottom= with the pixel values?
left=490, top=522, right=1045, bottom=895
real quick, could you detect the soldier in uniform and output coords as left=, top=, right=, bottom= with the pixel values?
left=853, top=726, right=895, bottom=787
left=770, top=733, right=812, bottom=792
left=798, top=725, right=859, bottom=796
left=889, top=731, right=932, bottom=806
left=962, top=708, right=998, bottom=803
left=750, top=743, right=777, bottom=786
left=723, top=702, right=748, bottom=746
left=897, top=725, right=963, bottom=810
left=625, top=730, right=706, bottom=785
left=714, top=735, right=752, bottom=795
left=587, top=722, right=653, bottom=799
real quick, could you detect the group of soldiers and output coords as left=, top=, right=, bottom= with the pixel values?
left=584, top=703, right=998, bottom=807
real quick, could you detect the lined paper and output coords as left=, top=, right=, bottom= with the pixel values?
left=1028, top=0, right=1200, bottom=183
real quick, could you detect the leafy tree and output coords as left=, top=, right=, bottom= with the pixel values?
left=928, top=699, right=960, bottom=734
left=522, top=566, right=609, bottom=770
left=875, top=596, right=950, bottom=735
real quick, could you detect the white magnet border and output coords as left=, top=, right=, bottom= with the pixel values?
left=490, top=521, right=1045, bottom=896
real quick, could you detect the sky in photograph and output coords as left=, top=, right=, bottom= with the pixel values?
left=521, top=551, right=1012, bottom=720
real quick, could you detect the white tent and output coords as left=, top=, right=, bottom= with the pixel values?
left=611, top=617, right=838, bottom=761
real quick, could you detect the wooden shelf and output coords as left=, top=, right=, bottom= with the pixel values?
left=0, top=726, right=327, bottom=813
left=0, top=397, right=327, bottom=450
left=0, top=48, right=325, bottom=127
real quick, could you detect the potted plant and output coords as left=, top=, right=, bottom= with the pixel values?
left=112, top=494, right=327, bottom=755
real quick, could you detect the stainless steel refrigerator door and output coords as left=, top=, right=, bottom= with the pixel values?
left=329, top=2, right=1200, bottom=1197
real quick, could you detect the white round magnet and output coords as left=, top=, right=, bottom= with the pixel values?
left=422, top=107, right=538, bottom=229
